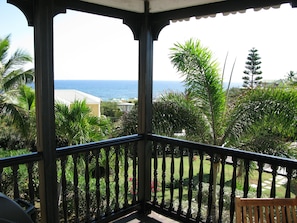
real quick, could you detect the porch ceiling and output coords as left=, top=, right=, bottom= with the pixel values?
left=79, top=0, right=295, bottom=20
left=82, top=0, right=224, bottom=13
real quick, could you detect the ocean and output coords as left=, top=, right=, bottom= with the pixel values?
left=54, top=80, right=185, bottom=101
left=54, top=80, right=241, bottom=101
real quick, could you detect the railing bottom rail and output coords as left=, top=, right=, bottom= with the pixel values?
left=147, top=202, right=197, bottom=223
left=93, top=204, right=142, bottom=223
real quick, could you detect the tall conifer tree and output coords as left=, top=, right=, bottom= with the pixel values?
left=242, top=48, right=262, bottom=89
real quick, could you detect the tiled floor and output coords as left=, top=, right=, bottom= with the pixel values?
left=112, top=211, right=181, bottom=223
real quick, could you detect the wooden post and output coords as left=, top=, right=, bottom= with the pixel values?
left=137, top=0, right=153, bottom=212
left=33, top=0, right=58, bottom=222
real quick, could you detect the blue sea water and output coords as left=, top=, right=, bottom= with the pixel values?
left=54, top=80, right=241, bottom=101
left=54, top=80, right=185, bottom=101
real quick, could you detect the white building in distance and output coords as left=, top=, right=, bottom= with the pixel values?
left=55, top=89, right=101, bottom=117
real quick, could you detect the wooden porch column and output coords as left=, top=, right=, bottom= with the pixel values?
left=33, top=0, right=58, bottom=222
left=137, top=0, right=153, bottom=211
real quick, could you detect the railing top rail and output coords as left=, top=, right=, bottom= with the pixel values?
left=149, top=134, right=297, bottom=169
left=1, top=134, right=296, bottom=170
left=1, top=135, right=143, bottom=167
left=0, top=152, right=41, bottom=167
left=56, top=134, right=143, bottom=157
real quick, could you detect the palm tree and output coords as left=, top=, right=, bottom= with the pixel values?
left=0, top=85, right=37, bottom=150
left=224, top=87, right=297, bottom=148
left=169, top=39, right=297, bottom=220
left=170, top=39, right=225, bottom=146
left=0, top=35, right=35, bottom=150
left=55, top=99, right=111, bottom=146
left=0, top=35, right=34, bottom=123
left=16, top=85, right=36, bottom=149
left=286, top=71, right=297, bottom=86
left=286, top=71, right=296, bottom=81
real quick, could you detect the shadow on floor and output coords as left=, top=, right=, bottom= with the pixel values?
left=112, top=211, right=180, bottom=223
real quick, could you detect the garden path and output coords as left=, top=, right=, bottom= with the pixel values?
left=250, top=175, right=288, bottom=191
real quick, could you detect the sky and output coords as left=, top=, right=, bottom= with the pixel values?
left=1, top=1, right=297, bottom=83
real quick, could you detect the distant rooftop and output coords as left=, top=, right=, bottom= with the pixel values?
left=55, top=90, right=101, bottom=116
left=55, top=89, right=101, bottom=106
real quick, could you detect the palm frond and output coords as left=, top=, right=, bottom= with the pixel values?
left=223, top=88, right=297, bottom=145
left=0, top=35, right=10, bottom=63
left=17, top=85, right=35, bottom=110
left=3, top=69, right=34, bottom=91
left=170, top=39, right=225, bottom=144
left=0, top=99, right=28, bottom=136
left=4, top=49, right=32, bottom=72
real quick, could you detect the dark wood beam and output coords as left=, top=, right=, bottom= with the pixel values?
left=7, top=0, right=34, bottom=26
left=33, top=0, right=59, bottom=221
left=123, top=15, right=169, bottom=40
left=7, top=0, right=66, bottom=26
left=137, top=0, right=153, bottom=213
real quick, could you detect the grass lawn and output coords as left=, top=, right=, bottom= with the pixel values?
left=150, top=156, right=296, bottom=200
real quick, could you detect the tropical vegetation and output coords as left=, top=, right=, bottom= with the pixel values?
left=0, top=35, right=114, bottom=151
left=0, top=35, right=35, bottom=151
left=119, top=39, right=297, bottom=221
left=170, top=39, right=296, bottom=152
left=122, top=39, right=297, bottom=154
left=1, top=34, right=297, bottom=222
left=120, top=91, right=203, bottom=138
left=100, top=101, right=123, bottom=122
left=169, top=39, right=297, bottom=221
left=55, top=100, right=112, bottom=146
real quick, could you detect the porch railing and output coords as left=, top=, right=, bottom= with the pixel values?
left=1, top=134, right=297, bottom=223
left=0, top=134, right=143, bottom=223
left=148, top=134, right=297, bottom=223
